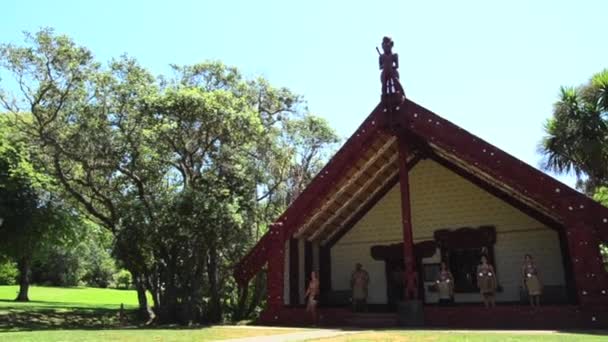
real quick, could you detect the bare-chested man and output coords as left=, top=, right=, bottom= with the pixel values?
left=305, top=271, right=320, bottom=326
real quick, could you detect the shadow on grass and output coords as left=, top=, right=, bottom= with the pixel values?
left=0, top=306, right=139, bottom=332
left=0, top=299, right=130, bottom=310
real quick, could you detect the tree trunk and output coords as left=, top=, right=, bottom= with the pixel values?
left=207, top=246, right=222, bottom=323
left=246, top=271, right=266, bottom=317
left=15, top=257, right=31, bottom=302
left=233, top=282, right=249, bottom=322
left=133, top=272, right=153, bottom=322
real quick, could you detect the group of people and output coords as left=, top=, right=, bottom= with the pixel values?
left=435, top=254, right=542, bottom=308
left=303, top=254, right=542, bottom=324
left=303, top=263, right=370, bottom=325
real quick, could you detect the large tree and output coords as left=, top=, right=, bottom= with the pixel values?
left=0, top=114, right=82, bottom=301
left=539, top=69, right=608, bottom=193
left=0, top=29, right=338, bottom=323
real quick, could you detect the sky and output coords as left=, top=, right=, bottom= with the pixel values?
left=2, top=0, right=607, bottom=189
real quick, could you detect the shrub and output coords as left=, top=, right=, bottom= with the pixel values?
left=113, top=269, right=132, bottom=289
left=0, top=261, right=18, bottom=285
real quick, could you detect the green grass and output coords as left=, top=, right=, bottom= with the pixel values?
left=0, top=285, right=146, bottom=332
left=0, top=285, right=142, bottom=310
left=307, top=330, right=608, bottom=342
left=0, top=286, right=605, bottom=341
left=0, top=327, right=303, bottom=341
left=0, top=285, right=304, bottom=340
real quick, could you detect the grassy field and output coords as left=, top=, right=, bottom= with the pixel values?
left=0, top=327, right=304, bottom=342
left=0, top=286, right=606, bottom=341
left=0, top=285, right=147, bottom=333
left=307, top=330, right=608, bottom=342
left=0, top=285, right=142, bottom=310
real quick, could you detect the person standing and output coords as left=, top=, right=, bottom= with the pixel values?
left=522, top=254, right=542, bottom=307
left=351, top=263, right=370, bottom=312
left=305, top=271, right=320, bottom=326
left=436, top=262, right=454, bottom=306
left=476, top=255, right=497, bottom=308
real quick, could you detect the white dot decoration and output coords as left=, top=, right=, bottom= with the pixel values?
left=582, top=290, right=587, bottom=295
left=383, top=108, right=387, bottom=112
left=602, top=290, right=606, bottom=294
left=396, top=106, right=400, bottom=110
left=580, top=205, right=584, bottom=209
left=490, top=152, right=495, bottom=156
left=428, top=119, right=432, bottom=123
left=483, top=149, right=486, bottom=153
left=372, top=120, right=375, bottom=125
left=436, top=121, right=440, bottom=125
left=569, top=206, right=573, bottom=211
left=556, top=188, right=561, bottom=193
left=603, top=218, right=607, bottom=223
left=592, top=316, right=597, bottom=322
left=414, top=113, right=418, bottom=117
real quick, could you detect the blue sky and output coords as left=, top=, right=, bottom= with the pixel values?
left=2, top=0, right=607, bottom=189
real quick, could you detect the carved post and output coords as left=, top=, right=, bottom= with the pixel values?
left=397, top=133, right=418, bottom=300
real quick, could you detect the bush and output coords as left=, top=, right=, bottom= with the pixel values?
left=0, top=261, right=18, bottom=285
left=113, top=269, right=132, bottom=289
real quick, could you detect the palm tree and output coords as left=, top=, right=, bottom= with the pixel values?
left=539, top=69, right=608, bottom=193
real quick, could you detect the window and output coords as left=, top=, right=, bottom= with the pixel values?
left=448, top=248, right=484, bottom=292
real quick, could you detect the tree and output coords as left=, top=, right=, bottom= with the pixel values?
left=0, top=115, right=82, bottom=300
left=539, top=69, right=608, bottom=193
left=0, top=29, right=339, bottom=323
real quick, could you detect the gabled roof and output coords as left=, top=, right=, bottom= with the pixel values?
left=234, top=98, right=608, bottom=285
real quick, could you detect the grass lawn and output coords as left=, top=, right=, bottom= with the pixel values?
left=0, top=285, right=148, bottom=333
left=0, top=286, right=605, bottom=341
left=306, top=330, right=608, bottom=342
left=0, top=326, right=303, bottom=341
left=0, top=285, right=142, bottom=310
left=0, top=285, right=304, bottom=340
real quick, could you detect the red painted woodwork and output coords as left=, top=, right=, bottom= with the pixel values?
left=237, top=97, right=608, bottom=324
left=319, top=246, right=331, bottom=297
left=267, top=223, right=285, bottom=307
left=566, top=223, right=608, bottom=307
left=371, top=241, right=438, bottom=261
left=434, top=226, right=496, bottom=250
left=399, top=99, right=608, bottom=231
left=289, top=238, right=299, bottom=305
left=396, top=133, right=418, bottom=300
left=257, top=305, right=608, bottom=329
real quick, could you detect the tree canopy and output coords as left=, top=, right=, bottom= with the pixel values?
left=539, top=69, right=608, bottom=193
left=0, top=28, right=339, bottom=323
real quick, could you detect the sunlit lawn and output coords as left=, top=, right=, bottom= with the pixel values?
left=306, top=330, right=608, bottom=342
left=0, top=286, right=606, bottom=341
left=0, top=285, right=143, bottom=310
left=0, top=326, right=303, bottom=342
left=0, top=285, right=303, bottom=340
